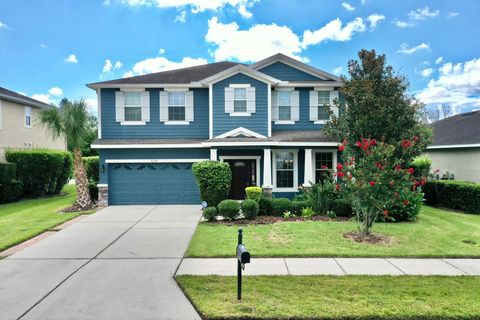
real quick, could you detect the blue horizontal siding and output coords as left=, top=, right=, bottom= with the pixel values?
left=259, top=62, right=323, bottom=81
left=212, top=73, right=268, bottom=137
left=272, top=88, right=324, bottom=131
left=100, top=88, right=209, bottom=139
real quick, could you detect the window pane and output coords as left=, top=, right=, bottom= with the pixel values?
left=25, top=115, right=31, bottom=126
left=318, top=105, right=330, bottom=120
left=234, top=100, right=247, bottom=112
left=277, top=171, right=293, bottom=188
left=278, top=91, right=290, bottom=106
left=278, top=105, right=291, bottom=121
left=318, top=91, right=330, bottom=104
left=276, top=152, right=294, bottom=170
left=315, top=152, right=333, bottom=183
left=168, top=92, right=185, bottom=106
left=168, top=106, right=186, bottom=121
left=234, top=88, right=246, bottom=100
left=125, top=92, right=141, bottom=107
left=125, top=107, right=141, bottom=121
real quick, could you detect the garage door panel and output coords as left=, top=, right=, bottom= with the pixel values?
left=109, top=163, right=200, bottom=205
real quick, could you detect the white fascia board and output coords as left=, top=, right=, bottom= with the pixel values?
left=427, top=144, right=480, bottom=149
left=277, top=81, right=344, bottom=88
left=250, top=54, right=343, bottom=82
left=200, top=65, right=279, bottom=85
left=215, top=127, right=267, bottom=139
left=105, top=158, right=208, bottom=164
left=91, top=143, right=204, bottom=149
left=92, top=141, right=340, bottom=149
left=86, top=83, right=204, bottom=90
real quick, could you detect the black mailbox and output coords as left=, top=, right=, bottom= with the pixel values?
left=237, top=244, right=250, bottom=264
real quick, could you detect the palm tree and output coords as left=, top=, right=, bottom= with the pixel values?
left=40, top=99, right=92, bottom=208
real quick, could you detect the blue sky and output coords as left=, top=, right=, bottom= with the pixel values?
left=0, top=0, right=479, bottom=117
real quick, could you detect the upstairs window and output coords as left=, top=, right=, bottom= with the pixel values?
left=24, top=106, right=32, bottom=128
left=124, top=92, right=142, bottom=122
left=278, top=91, right=291, bottom=121
left=233, top=88, right=247, bottom=113
left=168, top=91, right=186, bottom=121
left=317, top=91, right=331, bottom=121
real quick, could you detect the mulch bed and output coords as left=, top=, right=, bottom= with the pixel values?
left=208, top=215, right=352, bottom=225
left=343, top=231, right=393, bottom=244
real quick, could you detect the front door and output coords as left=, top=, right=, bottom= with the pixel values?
left=225, top=159, right=256, bottom=200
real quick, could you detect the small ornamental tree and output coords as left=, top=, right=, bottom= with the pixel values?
left=192, top=161, right=231, bottom=207
left=336, top=138, right=425, bottom=237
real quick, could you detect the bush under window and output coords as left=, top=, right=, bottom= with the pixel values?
left=192, top=161, right=231, bottom=207
left=217, top=199, right=240, bottom=220
left=258, top=197, right=273, bottom=216
left=245, top=186, right=262, bottom=202
left=202, top=207, right=218, bottom=221
left=272, top=198, right=292, bottom=216
left=241, top=199, right=259, bottom=220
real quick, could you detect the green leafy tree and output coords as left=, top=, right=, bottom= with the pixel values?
left=39, top=99, right=92, bottom=208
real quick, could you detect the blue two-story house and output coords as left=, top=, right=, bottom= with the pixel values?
left=88, top=53, right=342, bottom=205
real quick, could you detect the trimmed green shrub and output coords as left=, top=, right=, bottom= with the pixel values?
left=83, top=156, right=99, bottom=183
left=192, top=161, right=232, bottom=207
left=0, top=162, right=23, bottom=203
left=292, top=200, right=309, bottom=216
left=410, top=155, right=432, bottom=179
left=217, top=199, right=240, bottom=220
left=6, top=149, right=72, bottom=197
left=241, top=199, right=259, bottom=220
left=245, top=186, right=262, bottom=202
left=202, top=207, right=218, bottom=221
left=258, top=197, right=273, bottom=216
left=424, top=180, right=480, bottom=214
left=272, top=198, right=292, bottom=216
left=333, top=199, right=353, bottom=217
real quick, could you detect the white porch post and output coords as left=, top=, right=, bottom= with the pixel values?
left=262, top=148, right=272, bottom=187
left=210, top=149, right=217, bottom=161
left=304, top=149, right=313, bottom=186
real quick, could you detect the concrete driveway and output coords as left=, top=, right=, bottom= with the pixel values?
left=0, top=205, right=202, bottom=320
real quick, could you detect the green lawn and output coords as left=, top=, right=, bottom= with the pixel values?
left=0, top=185, right=94, bottom=252
left=186, top=206, right=480, bottom=258
left=177, top=275, right=480, bottom=319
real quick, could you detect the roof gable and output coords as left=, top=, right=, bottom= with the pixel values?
left=258, top=61, right=325, bottom=81
left=430, top=111, right=480, bottom=147
left=200, top=64, right=279, bottom=85
left=0, top=87, right=51, bottom=109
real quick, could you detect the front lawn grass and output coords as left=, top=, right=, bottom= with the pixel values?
left=177, top=275, right=480, bottom=319
left=186, top=206, right=480, bottom=258
left=0, top=185, right=94, bottom=252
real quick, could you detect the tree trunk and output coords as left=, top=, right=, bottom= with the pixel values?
left=73, top=147, right=92, bottom=209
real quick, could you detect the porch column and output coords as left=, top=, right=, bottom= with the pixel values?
left=304, top=148, right=313, bottom=186
left=262, top=148, right=272, bottom=187
left=210, top=149, right=217, bottom=161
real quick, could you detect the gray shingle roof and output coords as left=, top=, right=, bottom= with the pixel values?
left=91, top=138, right=205, bottom=146
left=87, top=61, right=240, bottom=86
left=430, top=110, right=480, bottom=146
left=0, top=87, right=52, bottom=109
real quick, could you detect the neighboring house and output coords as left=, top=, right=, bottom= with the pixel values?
left=427, top=110, right=480, bottom=183
left=0, top=87, right=66, bottom=160
left=88, top=53, right=343, bottom=206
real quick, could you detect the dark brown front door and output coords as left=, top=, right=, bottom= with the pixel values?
left=225, top=159, right=256, bottom=200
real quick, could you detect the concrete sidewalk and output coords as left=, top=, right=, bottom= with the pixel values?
left=177, top=258, right=480, bottom=276
left=0, top=205, right=202, bottom=320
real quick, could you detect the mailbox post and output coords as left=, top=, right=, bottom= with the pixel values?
left=236, top=229, right=250, bottom=300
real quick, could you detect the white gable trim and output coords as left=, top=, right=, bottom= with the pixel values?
left=200, top=65, right=279, bottom=85
left=250, top=53, right=343, bottom=82
left=427, top=144, right=480, bottom=149
left=215, top=127, right=267, bottom=139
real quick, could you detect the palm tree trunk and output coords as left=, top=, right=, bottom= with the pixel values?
left=73, top=147, right=92, bottom=208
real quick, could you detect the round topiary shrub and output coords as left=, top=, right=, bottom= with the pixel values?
left=272, top=198, right=293, bottom=216
left=245, top=186, right=262, bottom=202
left=192, top=161, right=232, bottom=207
left=241, top=199, right=259, bottom=220
left=258, top=197, right=273, bottom=216
left=218, top=199, right=240, bottom=220
left=202, top=207, right=218, bottom=221
left=291, top=200, right=309, bottom=216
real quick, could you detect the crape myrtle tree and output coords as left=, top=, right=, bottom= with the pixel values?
left=325, top=49, right=432, bottom=234
left=40, top=99, right=92, bottom=208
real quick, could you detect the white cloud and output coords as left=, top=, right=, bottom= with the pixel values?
left=333, top=67, right=343, bottom=75
left=342, top=2, right=355, bottom=11
left=103, top=59, right=113, bottom=73
left=32, top=94, right=53, bottom=104
left=408, top=6, right=439, bottom=20
left=123, top=54, right=207, bottom=77
left=421, top=68, right=433, bottom=78
left=158, top=48, right=166, bottom=55
left=118, top=0, right=258, bottom=18
left=435, top=57, right=443, bottom=64
left=84, top=98, right=98, bottom=115
left=103, top=0, right=111, bottom=5
left=114, top=61, right=123, bottom=69
left=101, top=59, right=123, bottom=76
left=40, top=43, right=47, bottom=48
left=206, top=17, right=304, bottom=62
left=0, top=21, right=9, bottom=30
left=367, top=14, right=385, bottom=29
left=175, top=10, right=187, bottom=22
left=48, top=87, right=63, bottom=96
left=302, top=17, right=366, bottom=48
left=65, top=54, right=78, bottom=63
left=397, top=42, right=430, bottom=54
left=417, top=58, right=480, bottom=113
left=447, top=11, right=459, bottom=18
left=393, top=20, right=413, bottom=28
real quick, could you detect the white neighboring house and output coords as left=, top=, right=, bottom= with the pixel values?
left=426, top=110, right=480, bottom=183
left=0, top=87, right=66, bottom=160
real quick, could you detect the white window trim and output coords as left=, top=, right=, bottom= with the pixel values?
left=277, top=90, right=292, bottom=123
left=229, top=84, right=252, bottom=116
left=24, top=106, right=32, bottom=128
left=316, top=90, right=331, bottom=123
left=229, top=112, right=251, bottom=117
left=275, top=120, right=295, bottom=125
left=120, top=121, right=146, bottom=126
left=272, top=149, right=299, bottom=192
left=164, top=121, right=190, bottom=125
left=121, top=90, right=144, bottom=124
left=312, top=149, right=338, bottom=182
left=229, top=84, right=251, bottom=88
left=219, top=156, right=261, bottom=187
left=166, top=91, right=187, bottom=123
